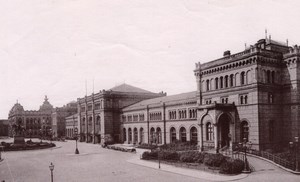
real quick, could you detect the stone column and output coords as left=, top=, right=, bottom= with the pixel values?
left=214, top=124, right=218, bottom=153
left=126, top=128, right=130, bottom=144
left=199, top=124, right=204, bottom=151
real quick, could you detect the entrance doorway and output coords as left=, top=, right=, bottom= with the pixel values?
left=218, top=114, right=231, bottom=148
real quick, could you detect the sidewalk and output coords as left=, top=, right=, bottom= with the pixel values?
left=127, top=157, right=248, bottom=181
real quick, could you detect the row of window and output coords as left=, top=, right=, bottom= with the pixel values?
left=149, top=112, right=162, bottom=121
left=203, top=69, right=278, bottom=92
left=205, top=92, right=274, bottom=105
left=203, top=71, right=251, bottom=92
left=123, top=126, right=198, bottom=144
left=122, top=114, right=145, bottom=122
left=205, top=94, right=249, bottom=105
left=122, top=109, right=197, bottom=123
left=81, top=116, right=101, bottom=125
left=80, top=101, right=104, bottom=112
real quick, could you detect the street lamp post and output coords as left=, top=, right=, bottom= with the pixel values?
left=239, top=138, right=252, bottom=173
left=49, top=162, right=54, bottom=182
left=290, top=136, right=299, bottom=172
left=158, top=146, right=161, bottom=169
left=49, top=129, right=53, bottom=144
left=74, top=127, right=79, bottom=154
left=40, top=129, right=43, bottom=143
left=29, top=129, right=32, bottom=142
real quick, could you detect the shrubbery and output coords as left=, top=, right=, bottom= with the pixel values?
left=142, top=151, right=158, bottom=160
left=220, top=158, right=244, bottom=174
left=141, top=149, right=245, bottom=175
left=179, top=151, right=205, bottom=163
left=204, top=153, right=228, bottom=167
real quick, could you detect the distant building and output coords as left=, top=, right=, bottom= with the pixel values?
left=77, top=84, right=166, bottom=144
left=0, top=119, right=9, bottom=136
left=52, top=102, right=77, bottom=138
left=65, top=113, right=78, bottom=139
left=8, top=96, right=53, bottom=137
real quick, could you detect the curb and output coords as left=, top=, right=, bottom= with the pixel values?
left=127, top=157, right=248, bottom=181
left=247, top=153, right=300, bottom=175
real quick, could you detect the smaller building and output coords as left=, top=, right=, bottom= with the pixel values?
left=65, top=113, right=78, bottom=139
left=52, top=102, right=77, bottom=138
left=0, top=119, right=9, bottom=136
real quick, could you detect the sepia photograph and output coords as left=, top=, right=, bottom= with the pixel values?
left=1, top=0, right=300, bottom=181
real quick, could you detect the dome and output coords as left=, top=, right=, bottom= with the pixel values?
left=39, top=95, right=53, bottom=112
left=9, top=102, right=24, bottom=116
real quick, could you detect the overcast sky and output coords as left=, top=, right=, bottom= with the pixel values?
left=1, top=0, right=300, bottom=118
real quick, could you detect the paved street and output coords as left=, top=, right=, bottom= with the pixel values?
left=0, top=139, right=300, bottom=182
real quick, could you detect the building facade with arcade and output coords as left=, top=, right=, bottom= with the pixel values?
left=120, top=37, right=300, bottom=152
left=77, top=84, right=165, bottom=144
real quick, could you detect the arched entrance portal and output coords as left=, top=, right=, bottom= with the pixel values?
left=218, top=113, right=231, bottom=148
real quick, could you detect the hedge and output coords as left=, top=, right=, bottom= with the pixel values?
left=220, top=158, right=244, bottom=174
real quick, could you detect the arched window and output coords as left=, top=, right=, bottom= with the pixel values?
left=150, top=128, right=155, bottom=144
left=230, top=74, right=234, bottom=87
left=271, top=71, right=275, bottom=83
left=206, top=122, right=213, bottom=141
left=241, top=121, right=249, bottom=142
left=225, top=75, right=229, bottom=88
left=215, top=78, right=219, bottom=89
left=123, top=128, right=126, bottom=142
left=267, top=70, right=271, bottom=83
left=96, top=115, right=100, bottom=125
left=88, top=117, right=92, bottom=125
left=140, top=128, right=144, bottom=144
left=220, top=77, right=224, bottom=88
left=190, top=127, right=198, bottom=144
left=128, top=128, right=132, bottom=144
left=241, top=72, right=245, bottom=85
left=179, top=127, right=187, bottom=142
left=157, top=127, right=162, bottom=144
left=206, top=80, right=210, bottom=91
left=170, top=127, right=176, bottom=143
left=133, top=128, right=138, bottom=144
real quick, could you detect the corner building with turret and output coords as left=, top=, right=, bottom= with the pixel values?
left=119, top=38, right=300, bottom=152
left=193, top=38, right=300, bottom=151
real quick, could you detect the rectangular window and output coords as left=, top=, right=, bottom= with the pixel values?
left=133, top=115, right=138, bottom=122
left=127, top=115, right=132, bottom=122
left=122, top=115, right=127, bottom=122
left=87, top=104, right=92, bottom=111
left=95, top=103, right=100, bottom=110
left=139, top=114, right=144, bottom=121
left=81, top=106, right=85, bottom=112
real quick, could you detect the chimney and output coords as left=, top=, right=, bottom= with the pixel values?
left=223, top=50, right=231, bottom=57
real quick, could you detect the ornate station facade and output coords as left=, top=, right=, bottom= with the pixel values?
left=120, top=37, right=300, bottom=151
left=8, top=96, right=53, bottom=137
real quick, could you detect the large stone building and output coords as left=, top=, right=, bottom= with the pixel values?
left=52, top=102, right=77, bottom=138
left=8, top=96, right=53, bottom=137
left=120, top=37, right=300, bottom=152
left=77, top=84, right=166, bottom=144
left=65, top=113, right=78, bottom=139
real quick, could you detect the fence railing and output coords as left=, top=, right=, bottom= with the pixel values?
left=249, top=150, right=295, bottom=170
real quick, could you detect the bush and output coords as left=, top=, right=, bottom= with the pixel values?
left=179, top=151, right=205, bottom=163
left=160, top=151, right=179, bottom=161
left=142, top=151, right=158, bottom=160
left=204, top=153, right=227, bottom=167
left=220, top=158, right=244, bottom=174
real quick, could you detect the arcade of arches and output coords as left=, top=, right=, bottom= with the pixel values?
left=122, top=111, right=249, bottom=152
